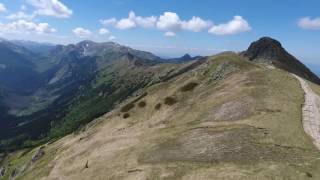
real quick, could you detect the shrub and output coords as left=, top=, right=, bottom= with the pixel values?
left=155, top=103, right=162, bottom=110
left=121, top=103, right=135, bottom=112
left=164, top=97, right=177, bottom=106
left=132, top=92, right=148, bottom=103
left=180, top=82, right=199, bottom=92
left=123, top=113, right=130, bottom=119
left=138, top=101, right=146, bottom=107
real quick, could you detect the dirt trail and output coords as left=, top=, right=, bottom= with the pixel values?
left=293, top=74, right=320, bottom=150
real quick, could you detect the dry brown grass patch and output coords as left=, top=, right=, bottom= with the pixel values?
left=180, top=82, right=199, bottom=92
left=164, top=97, right=177, bottom=106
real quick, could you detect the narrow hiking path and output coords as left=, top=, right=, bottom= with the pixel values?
left=293, top=74, right=320, bottom=150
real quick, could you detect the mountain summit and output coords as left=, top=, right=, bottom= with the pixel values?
left=243, top=37, right=320, bottom=84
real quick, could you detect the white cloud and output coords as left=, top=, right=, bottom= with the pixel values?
left=27, top=0, right=72, bottom=18
left=116, top=13, right=136, bottom=29
left=101, top=11, right=251, bottom=36
left=99, top=28, right=109, bottom=35
left=164, top=31, right=175, bottom=37
left=6, top=11, right=36, bottom=20
left=156, top=12, right=212, bottom=33
left=0, top=3, right=7, bottom=13
left=109, top=36, right=116, bottom=40
left=209, top=16, right=251, bottom=35
left=134, top=14, right=157, bottom=28
left=298, top=17, right=320, bottom=30
left=114, top=11, right=157, bottom=29
left=72, top=27, right=92, bottom=38
left=100, top=18, right=117, bottom=26
left=0, top=20, right=56, bottom=34
left=181, top=16, right=212, bottom=32
left=156, top=12, right=181, bottom=32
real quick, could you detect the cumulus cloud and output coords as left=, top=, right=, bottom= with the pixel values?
left=101, top=11, right=251, bottom=36
left=116, top=11, right=136, bottom=29
left=0, top=20, right=56, bottom=34
left=72, top=27, right=92, bottom=38
left=135, top=14, right=157, bottom=28
left=298, top=17, right=320, bottom=30
left=156, top=12, right=181, bottom=32
left=109, top=36, right=116, bottom=40
left=181, top=16, right=212, bottom=32
left=156, top=12, right=212, bottom=35
left=6, top=11, right=36, bottom=20
left=208, top=16, right=251, bottom=35
left=0, top=3, right=7, bottom=13
left=99, top=28, right=109, bottom=35
left=164, top=31, right=176, bottom=37
left=114, top=11, right=157, bottom=29
left=27, top=0, right=72, bottom=18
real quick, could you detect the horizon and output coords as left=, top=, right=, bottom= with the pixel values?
left=0, top=0, right=319, bottom=62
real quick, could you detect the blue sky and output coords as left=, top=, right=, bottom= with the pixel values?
left=0, top=0, right=320, bottom=65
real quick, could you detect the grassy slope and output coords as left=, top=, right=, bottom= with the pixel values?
left=2, top=53, right=320, bottom=180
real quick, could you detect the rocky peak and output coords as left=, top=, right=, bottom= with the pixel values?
left=243, top=37, right=285, bottom=63
left=243, top=37, right=320, bottom=84
left=180, top=54, right=192, bottom=60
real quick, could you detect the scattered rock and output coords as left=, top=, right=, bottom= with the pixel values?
left=211, top=98, right=253, bottom=121
left=0, top=166, right=5, bottom=177
left=10, top=168, right=17, bottom=179
left=211, top=62, right=238, bottom=82
left=128, top=169, right=143, bottom=173
left=31, top=147, right=45, bottom=163
left=85, top=160, right=89, bottom=168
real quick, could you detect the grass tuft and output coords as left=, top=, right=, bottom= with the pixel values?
left=138, top=101, right=146, bottom=108
left=180, top=82, right=198, bottom=92
left=164, top=97, right=177, bottom=106
left=120, top=103, right=135, bottom=113
left=155, top=103, right=162, bottom=110
left=123, top=113, right=130, bottom=119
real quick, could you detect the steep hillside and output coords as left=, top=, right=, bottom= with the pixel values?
left=1, top=52, right=320, bottom=180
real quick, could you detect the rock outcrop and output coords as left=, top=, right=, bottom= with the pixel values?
left=0, top=166, right=5, bottom=177
left=31, top=147, right=45, bottom=163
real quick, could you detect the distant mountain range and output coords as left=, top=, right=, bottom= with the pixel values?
left=0, top=38, right=199, bottom=150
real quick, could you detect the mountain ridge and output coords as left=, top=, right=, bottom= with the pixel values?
left=0, top=36, right=319, bottom=153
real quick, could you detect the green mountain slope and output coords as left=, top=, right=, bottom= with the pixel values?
left=0, top=39, right=185, bottom=151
